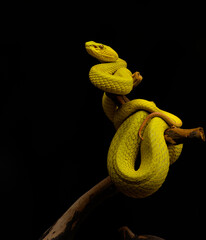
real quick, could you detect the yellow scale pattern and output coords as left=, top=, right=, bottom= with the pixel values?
left=86, top=41, right=183, bottom=198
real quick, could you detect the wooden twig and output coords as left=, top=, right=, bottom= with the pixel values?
left=118, top=226, right=166, bottom=240
left=164, top=127, right=205, bottom=144
left=106, top=93, right=130, bottom=106
left=39, top=176, right=117, bottom=240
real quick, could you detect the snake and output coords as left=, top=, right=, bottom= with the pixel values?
left=85, top=41, right=183, bottom=198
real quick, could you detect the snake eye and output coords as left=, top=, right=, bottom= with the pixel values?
left=99, top=45, right=104, bottom=49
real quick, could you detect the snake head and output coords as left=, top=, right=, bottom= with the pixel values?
left=85, top=41, right=119, bottom=62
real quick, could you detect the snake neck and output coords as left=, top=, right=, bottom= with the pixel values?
left=90, top=58, right=127, bottom=75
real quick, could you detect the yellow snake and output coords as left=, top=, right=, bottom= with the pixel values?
left=86, top=41, right=183, bottom=198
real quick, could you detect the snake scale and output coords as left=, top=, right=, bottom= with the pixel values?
left=86, top=41, right=183, bottom=198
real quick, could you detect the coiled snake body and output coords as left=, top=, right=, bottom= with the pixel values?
left=86, top=41, right=183, bottom=198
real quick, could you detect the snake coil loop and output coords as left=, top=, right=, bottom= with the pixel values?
left=86, top=41, right=183, bottom=198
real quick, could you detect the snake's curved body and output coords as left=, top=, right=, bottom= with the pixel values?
left=86, top=41, right=183, bottom=198
left=89, top=58, right=134, bottom=95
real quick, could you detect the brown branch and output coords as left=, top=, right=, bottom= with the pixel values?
left=164, top=127, right=205, bottom=144
left=39, top=176, right=117, bottom=240
left=118, top=226, right=166, bottom=240
left=106, top=93, right=130, bottom=106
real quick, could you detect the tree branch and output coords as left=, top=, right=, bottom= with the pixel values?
left=118, top=226, right=166, bottom=240
left=164, top=127, right=205, bottom=144
left=39, top=176, right=117, bottom=240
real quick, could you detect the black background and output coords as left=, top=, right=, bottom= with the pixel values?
left=1, top=2, right=205, bottom=240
